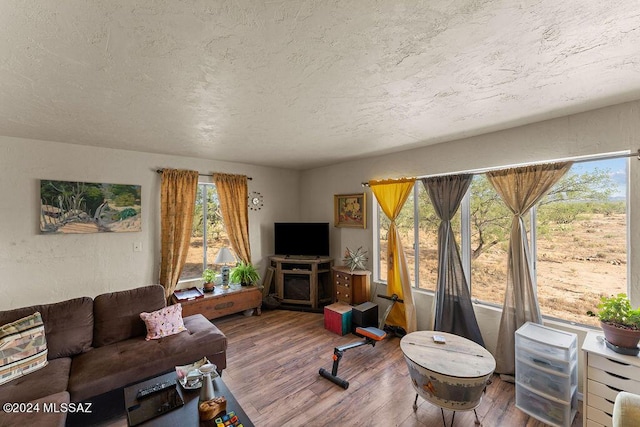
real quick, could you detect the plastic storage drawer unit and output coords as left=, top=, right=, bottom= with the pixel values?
left=515, top=322, right=578, bottom=427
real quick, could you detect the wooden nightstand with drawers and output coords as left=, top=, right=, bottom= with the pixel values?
left=332, top=266, right=371, bottom=305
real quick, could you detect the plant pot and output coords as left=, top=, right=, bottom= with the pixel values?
left=203, top=282, right=215, bottom=293
left=601, top=321, right=640, bottom=353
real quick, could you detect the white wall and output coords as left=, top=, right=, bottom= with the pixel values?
left=301, top=100, right=640, bottom=393
left=0, top=136, right=300, bottom=310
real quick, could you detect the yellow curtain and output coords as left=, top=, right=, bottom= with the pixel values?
left=160, top=169, right=199, bottom=299
left=213, top=173, right=251, bottom=264
left=369, top=178, right=417, bottom=333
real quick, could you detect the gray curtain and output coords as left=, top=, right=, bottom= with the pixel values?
left=422, top=174, right=485, bottom=347
left=487, top=162, right=572, bottom=375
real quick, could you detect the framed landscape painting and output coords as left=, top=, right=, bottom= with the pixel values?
left=334, top=193, right=366, bottom=228
left=40, top=180, right=141, bottom=234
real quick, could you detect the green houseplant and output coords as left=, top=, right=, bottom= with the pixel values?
left=588, top=293, right=640, bottom=353
left=202, top=268, right=216, bottom=292
left=230, top=262, right=260, bottom=286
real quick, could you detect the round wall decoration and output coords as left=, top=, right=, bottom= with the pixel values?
left=248, top=191, right=263, bottom=211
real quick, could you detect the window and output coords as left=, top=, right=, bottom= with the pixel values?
left=535, top=158, right=627, bottom=326
left=375, top=184, right=461, bottom=292
left=415, top=184, right=462, bottom=292
left=469, top=175, right=514, bottom=307
left=373, top=155, right=628, bottom=326
left=179, top=183, right=229, bottom=281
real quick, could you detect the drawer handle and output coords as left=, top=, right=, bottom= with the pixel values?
left=606, top=385, right=623, bottom=392
left=605, top=371, right=631, bottom=381
left=607, top=358, right=631, bottom=366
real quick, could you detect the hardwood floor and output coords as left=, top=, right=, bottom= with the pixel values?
left=215, top=309, right=583, bottom=427
left=97, top=309, right=583, bottom=426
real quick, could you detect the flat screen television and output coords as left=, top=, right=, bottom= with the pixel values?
left=274, top=222, right=330, bottom=257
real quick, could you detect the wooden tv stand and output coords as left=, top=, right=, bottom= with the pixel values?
left=269, top=256, right=333, bottom=310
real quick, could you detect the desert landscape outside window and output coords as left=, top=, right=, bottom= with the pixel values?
left=377, top=184, right=461, bottom=293
left=180, top=183, right=230, bottom=281
left=375, top=155, right=628, bottom=327
left=534, top=158, right=627, bottom=326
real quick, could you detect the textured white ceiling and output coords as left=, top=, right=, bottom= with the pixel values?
left=1, top=1, right=640, bottom=170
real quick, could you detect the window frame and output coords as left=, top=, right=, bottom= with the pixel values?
left=372, top=153, right=630, bottom=325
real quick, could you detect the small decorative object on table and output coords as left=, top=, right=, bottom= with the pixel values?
left=173, top=287, right=205, bottom=301
left=199, top=396, right=227, bottom=421
left=202, top=269, right=216, bottom=293
left=587, top=293, right=640, bottom=355
left=343, top=246, right=368, bottom=272
left=199, top=363, right=217, bottom=403
left=214, top=411, right=243, bottom=427
left=175, top=357, right=216, bottom=389
left=215, top=247, right=237, bottom=288
left=230, top=261, right=261, bottom=286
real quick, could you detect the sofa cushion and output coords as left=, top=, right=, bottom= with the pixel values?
left=0, top=312, right=48, bottom=385
left=1, top=391, right=70, bottom=427
left=69, top=314, right=227, bottom=401
left=93, top=285, right=167, bottom=347
left=140, top=304, right=187, bottom=340
left=0, top=297, right=93, bottom=359
left=0, top=357, right=71, bottom=404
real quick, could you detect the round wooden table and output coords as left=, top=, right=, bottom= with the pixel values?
left=400, top=331, right=495, bottom=424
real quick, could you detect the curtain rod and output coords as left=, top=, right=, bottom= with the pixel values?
left=155, top=169, right=252, bottom=180
left=360, top=149, right=640, bottom=187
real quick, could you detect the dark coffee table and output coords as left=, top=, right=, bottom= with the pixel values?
left=124, top=371, right=253, bottom=426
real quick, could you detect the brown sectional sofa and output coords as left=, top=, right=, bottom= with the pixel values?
left=0, top=285, right=227, bottom=426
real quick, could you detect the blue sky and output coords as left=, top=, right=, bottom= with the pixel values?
left=571, top=157, right=627, bottom=199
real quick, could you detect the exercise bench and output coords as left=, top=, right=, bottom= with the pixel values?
left=318, top=326, right=387, bottom=389
left=318, top=294, right=403, bottom=389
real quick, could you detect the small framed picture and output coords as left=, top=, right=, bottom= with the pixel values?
left=334, top=193, right=366, bottom=228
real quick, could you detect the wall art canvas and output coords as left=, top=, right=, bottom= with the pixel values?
left=40, top=180, right=141, bottom=234
left=334, top=193, right=366, bottom=228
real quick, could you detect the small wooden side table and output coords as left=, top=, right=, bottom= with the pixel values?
left=332, top=267, right=371, bottom=305
left=171, top=284, right=262, bottom=320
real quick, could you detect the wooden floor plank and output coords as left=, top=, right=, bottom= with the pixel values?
left=98, top=309, right=583, bottom=426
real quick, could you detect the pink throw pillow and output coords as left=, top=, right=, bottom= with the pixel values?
left=140, top=304, right=187, bottom=341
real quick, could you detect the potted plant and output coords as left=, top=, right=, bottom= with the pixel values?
left=587, top=293, right=640, bottom=353
left=202, top=268, right=216, bottom=293
left=230, top=262, right=260, bottom=286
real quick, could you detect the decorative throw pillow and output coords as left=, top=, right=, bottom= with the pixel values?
left=139, top=304, right=187, bottom=341
left=0, top=312, right=48, bottom=385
